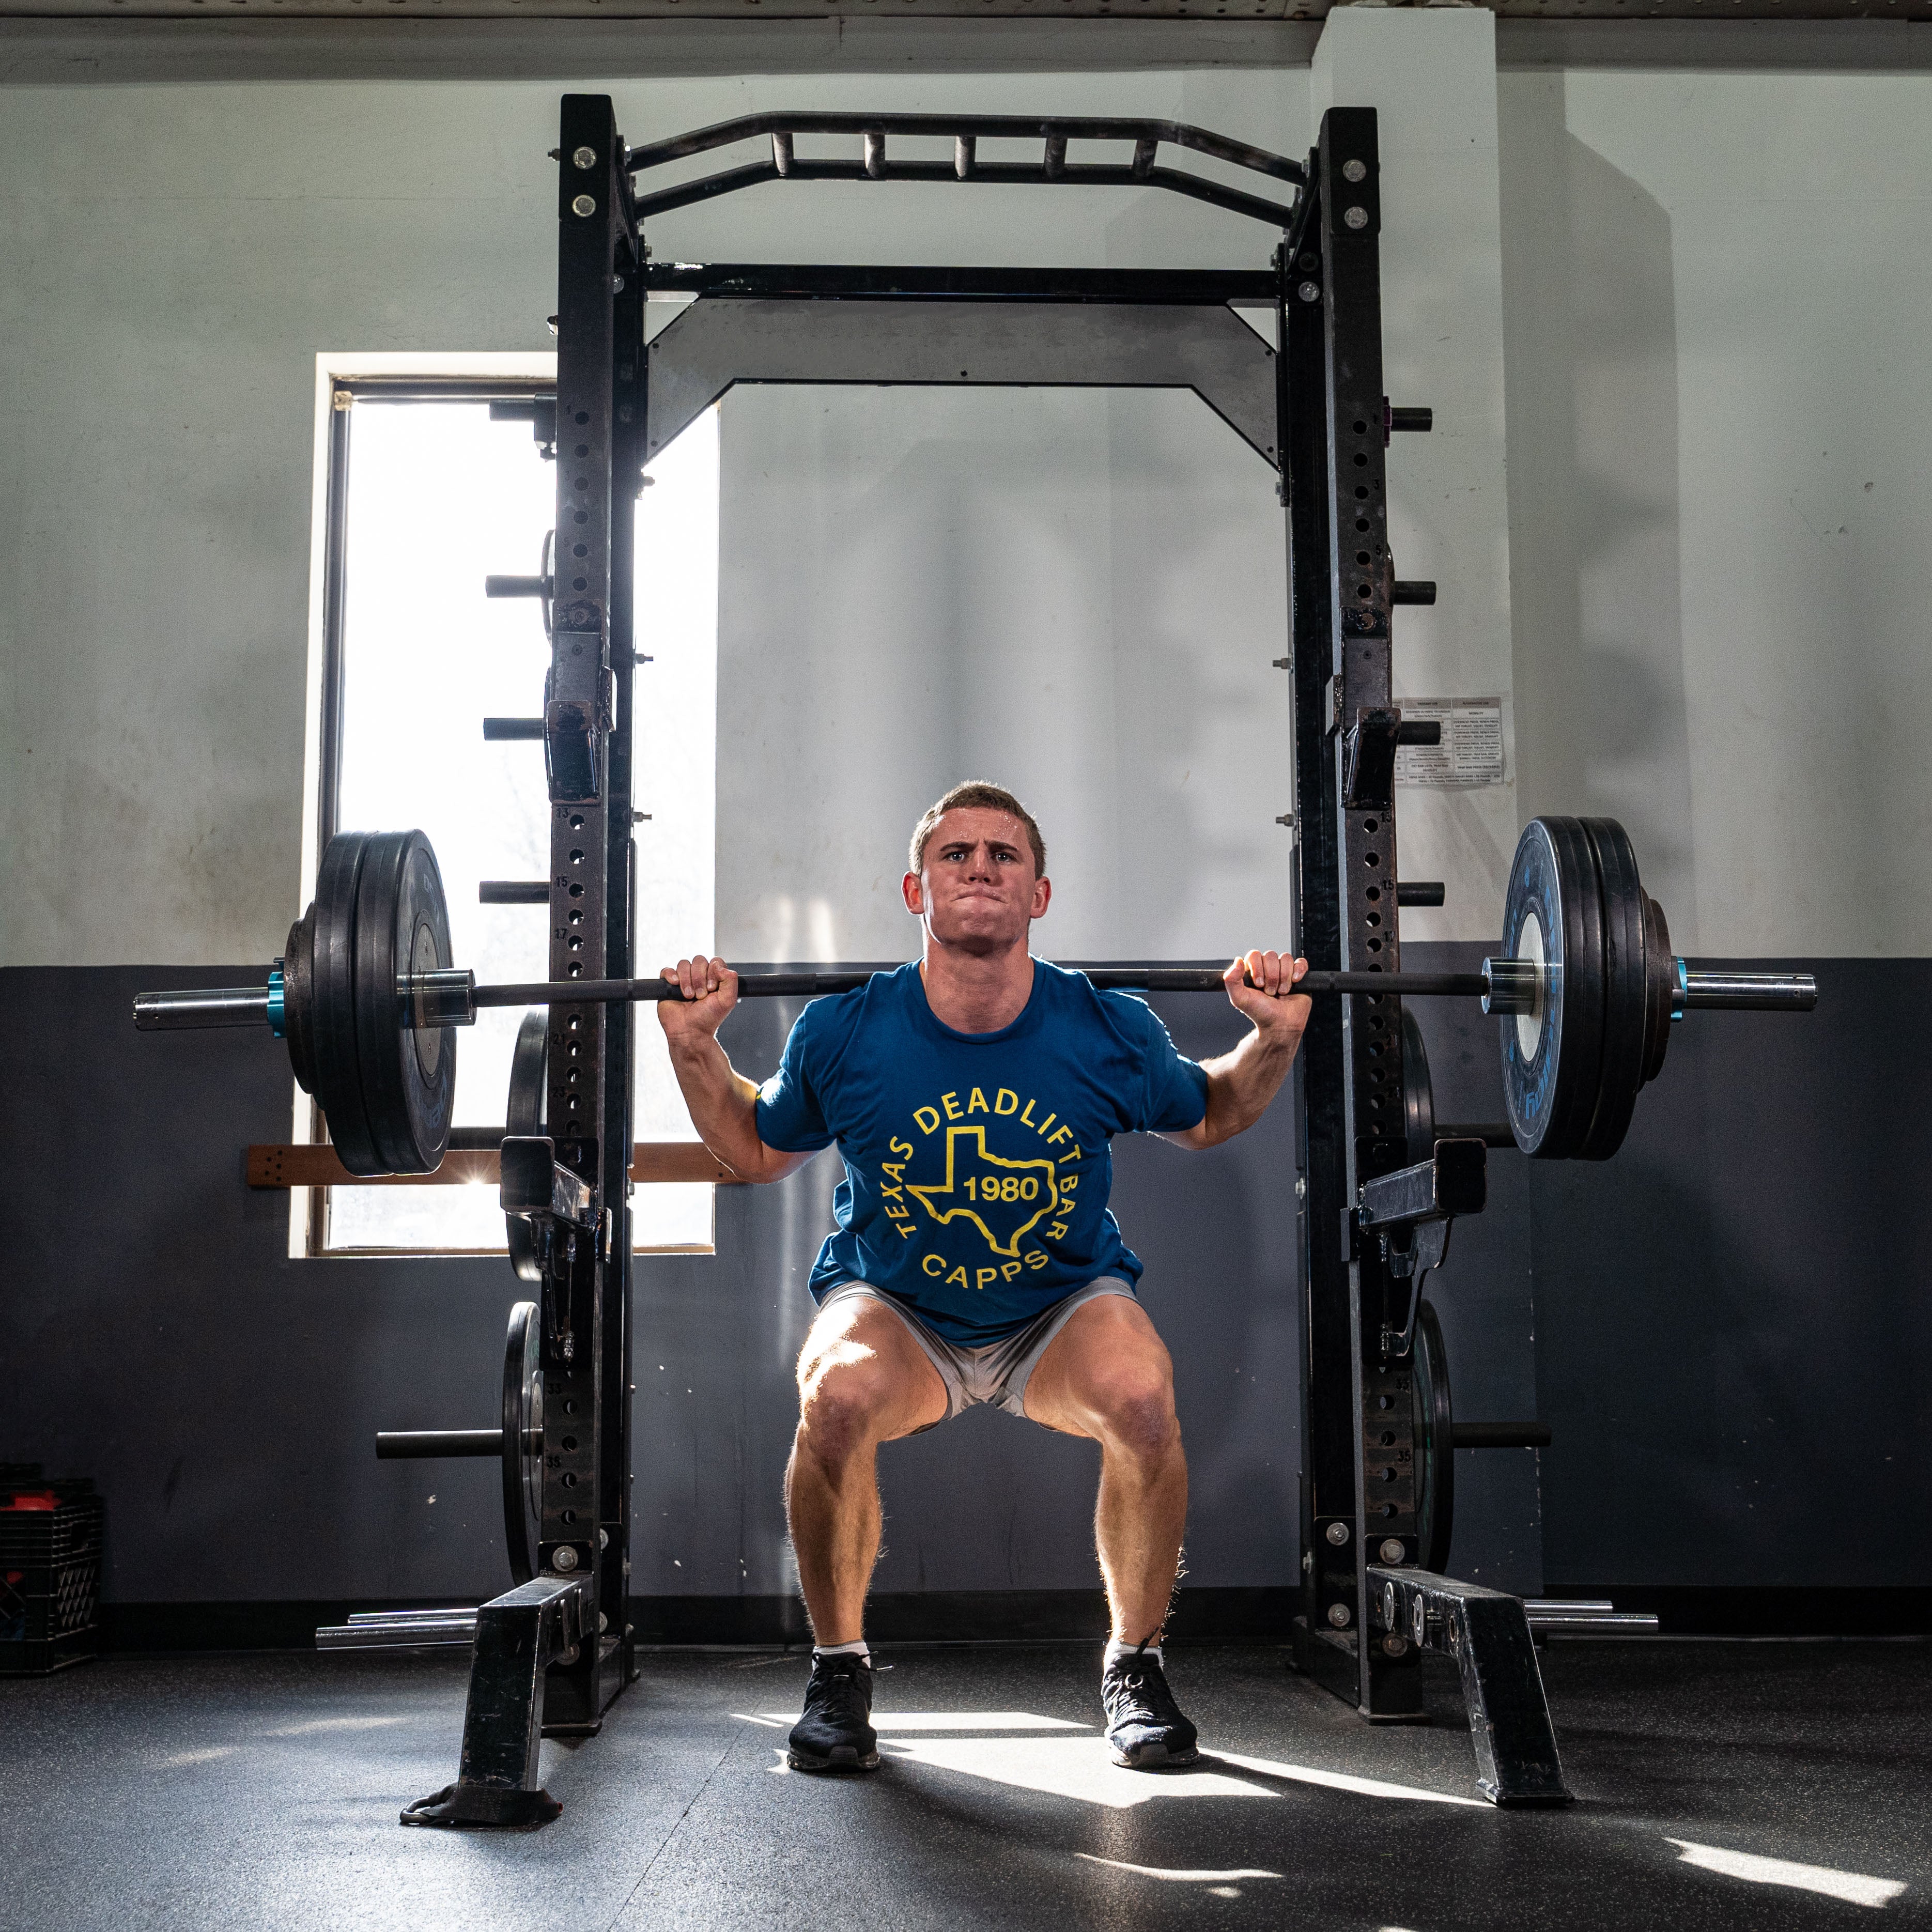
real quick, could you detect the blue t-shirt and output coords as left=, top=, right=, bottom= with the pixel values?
left=753, top=960, right=1209, bottom=1346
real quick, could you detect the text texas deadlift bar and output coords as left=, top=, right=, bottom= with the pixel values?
left=135, top=99, right=1814, bottom=1819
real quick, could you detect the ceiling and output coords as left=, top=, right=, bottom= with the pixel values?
left=7, top=0, right=1932, bottom=20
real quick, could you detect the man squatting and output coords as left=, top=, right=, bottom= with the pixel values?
left=660, top=781, right=1311, bottom=1772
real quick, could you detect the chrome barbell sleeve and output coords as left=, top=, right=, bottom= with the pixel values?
left=1479, top=956, right=1540, bottom=1018
left=132, top=986, right=273, bottom=1031
left=1674, top=966, right=1818, bottom=1016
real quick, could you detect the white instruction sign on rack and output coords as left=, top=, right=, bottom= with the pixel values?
left=1394, top=697, right=1505, bottom=788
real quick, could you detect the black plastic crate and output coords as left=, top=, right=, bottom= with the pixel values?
left=0, top=1466, right=104, bottom=1675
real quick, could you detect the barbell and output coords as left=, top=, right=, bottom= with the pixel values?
left=132, top=817, right=1813, bottom=1176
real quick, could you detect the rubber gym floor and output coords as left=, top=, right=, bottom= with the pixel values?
left=3, top=1639, right=1926, bottom=1931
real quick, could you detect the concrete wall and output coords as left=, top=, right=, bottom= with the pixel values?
left=1315, top=9, right=1522, bottom=940
left=1492, top=59, right=1932, bottom=1588
left=1498, top=64, right=1932, bottom=953
left=0, top=50, right=1527, bottom=968
left=0, top=66, right=1308, bottom=969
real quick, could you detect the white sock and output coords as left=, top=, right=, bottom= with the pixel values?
left=1105, top=1636, right=1162, bottom=1670
left=814, top=1639, right=871, bottom=1664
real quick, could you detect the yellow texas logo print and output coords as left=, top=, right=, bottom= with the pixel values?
left=905, top=1125, right=1060, bottom=1259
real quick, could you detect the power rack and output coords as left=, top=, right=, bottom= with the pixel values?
left=395, top=95, right=1568, bottom=1822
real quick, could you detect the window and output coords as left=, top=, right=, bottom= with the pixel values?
left=301, top=360, right=718, bottom=1256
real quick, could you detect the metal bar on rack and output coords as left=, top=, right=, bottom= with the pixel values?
left=243, top=1142, right=736, bottom=1190
left=317, top=1611, right=480, bottom=1651
left=630, top=159, right=1298, bottom=229
left=638, top=263, right=1279, bottom=304
left=625, top=111, right=1306, bottom=183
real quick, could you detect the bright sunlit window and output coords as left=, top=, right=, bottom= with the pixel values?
left=310, top=373, right=718, bottom=1256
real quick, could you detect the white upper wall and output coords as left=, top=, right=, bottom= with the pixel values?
left=706, top=69, right=1306, bottom=966
left=1500, top=65, right=1932, bottom=956
left=0, top=83, right=565, bottom=967
left=0, top=68, right=1308, bottom=969
left=3, top=39, right=1926, bottom=967
left=1313, top=8, right=1521, bottom=948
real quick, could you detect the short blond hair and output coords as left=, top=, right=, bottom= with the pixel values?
left=908, top=782, right=1047, bottom=879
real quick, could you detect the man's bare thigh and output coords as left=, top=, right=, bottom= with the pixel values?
left=796, top=1294, right=949, bottom=1441
left=1024, top=1293, right=1174, bottom=1439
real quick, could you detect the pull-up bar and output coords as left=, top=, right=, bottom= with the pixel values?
left=623, top=112, right=1306, bottom=229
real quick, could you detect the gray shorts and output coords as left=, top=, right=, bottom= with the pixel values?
left=816, top=1278, right=1137, bottom=1426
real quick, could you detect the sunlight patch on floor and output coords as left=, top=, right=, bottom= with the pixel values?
left=735, top=1710, right=1488, bottom=1811
left=1667, top=1838, right=1908, bottom=1908
left=878, top=1735, right=1278, bottom=1810
left=1075, top=1854, right=1284, bottom=1880
left=262, top=1715, right=407, bottom=1737
left=751, top=1710, right=1089, bottom=1733
left=1212, top=1748, right=1488, bottom=1808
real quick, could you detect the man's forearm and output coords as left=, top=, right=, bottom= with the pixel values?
left=1196, top=1025, right=1300, bottom=1147
left=667, top=1035, right=801, bottom=1182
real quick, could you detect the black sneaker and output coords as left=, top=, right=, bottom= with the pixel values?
left=1102, top=1644, right=1200, bottom=1769
left=787, top=1652, right=880, bottom=1773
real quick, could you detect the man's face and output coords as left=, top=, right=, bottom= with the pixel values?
left=903, top=807, right=1052, bottom=953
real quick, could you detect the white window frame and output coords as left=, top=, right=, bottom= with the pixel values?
left=291, top=351, right=717, bottom=1259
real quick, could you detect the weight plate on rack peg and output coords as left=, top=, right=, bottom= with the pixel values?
left=505, top=1010, right=549, bottom=1285
left=501, top=1300, right=543, bottom=1586
left=281, top=889, right=320, bottom=1106
left=1637, top=871, right=1675, bottom=1089
left=1400, top=1007, right=1435, bottom=1167
left=1413, top=1299, right=1454, bottom=1575
left=1547, top=817, right=1607, bottom=1161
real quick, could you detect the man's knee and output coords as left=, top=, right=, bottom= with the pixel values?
left=1071, top=1315, right=1179, bottom=1460
left=796, top=1302, right=942, bottom=1465
left=1092, top=1363, right=1180, bottom=1463
left=794, top=1356, right=897, bottom=1466
left=1033, top=1297, right=1181, bottom=1454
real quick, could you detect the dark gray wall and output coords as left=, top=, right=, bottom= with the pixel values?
left=1407, top=946, right=1930, bottom=1593
left=0, top=967, right=524, bottom=1606
left=1527, top=959, right=1932, bottom=1588
left=4, top=953, right=1910, bottom=1617
left=0, top=967, right=1307, bottom=1615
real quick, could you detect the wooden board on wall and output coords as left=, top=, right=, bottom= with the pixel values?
left=245, top=1142, right=739, bottom=1187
